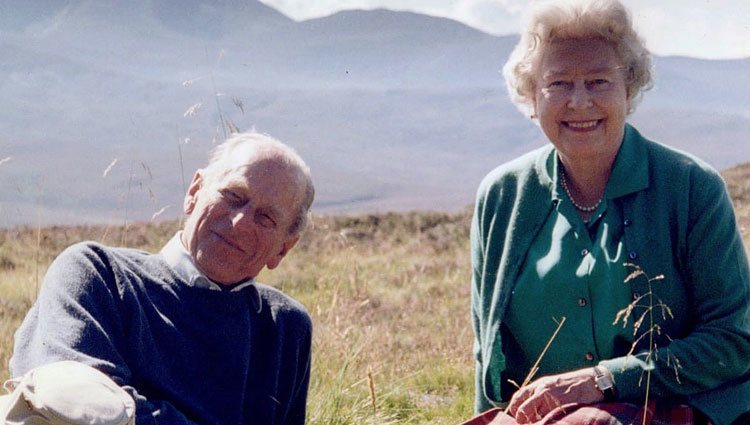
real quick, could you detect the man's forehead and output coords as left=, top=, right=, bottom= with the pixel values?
left=216, top=146, right=294, bottom=179
left=220, top=150, right=303, bottom=205
left=219, top=159, right=300, bottom=189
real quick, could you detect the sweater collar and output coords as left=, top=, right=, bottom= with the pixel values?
left=605, top=123, right=649, bottom=199
left=160, top=233, right=261, bottom=311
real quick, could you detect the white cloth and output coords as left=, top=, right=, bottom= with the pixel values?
left=0, top=361, right=135, bottom=425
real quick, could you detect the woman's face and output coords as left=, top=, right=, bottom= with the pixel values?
left=533, top=38, right=629, bottom=165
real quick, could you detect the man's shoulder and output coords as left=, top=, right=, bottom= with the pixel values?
left=48, top=241, right=167, bottom=292
left=59, top=241, right=152, bottom=263
left=254, top=283, right=312, bottom=329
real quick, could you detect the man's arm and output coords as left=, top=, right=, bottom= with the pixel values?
left=284, top=333, right=311, bottom=425
left=260, top=287, right=314, bottom=425
left=10, top=243, right=202, bottom=425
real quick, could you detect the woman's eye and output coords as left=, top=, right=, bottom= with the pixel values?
left=547, top=81, right=571, bottom=91
left=589, top=79, right=611, bottom=90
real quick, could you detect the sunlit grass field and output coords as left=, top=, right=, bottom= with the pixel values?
left=0, top=211, right=476, bottom=424
left=1, top=163, right=748, bottom=424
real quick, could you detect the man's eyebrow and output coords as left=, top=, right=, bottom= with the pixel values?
left=222, top=181, right=246, bottom=192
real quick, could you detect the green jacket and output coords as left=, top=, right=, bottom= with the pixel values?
left=471, top=124, right=750, bottom=425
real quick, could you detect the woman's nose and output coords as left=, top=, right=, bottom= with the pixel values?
left=567, top=84, right=594, bottom=110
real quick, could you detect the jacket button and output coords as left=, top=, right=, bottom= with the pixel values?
left=578, top=298, right=587, bottom=307
left=624, top=219, right=633, bottom=227
left=585, top=352, right=595, bottom=361
left=581, top=248, right=589, bottom=257
left=628, top=251, right=639, bottom=260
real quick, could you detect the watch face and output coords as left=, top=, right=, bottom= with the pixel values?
left=595, top=375, right=613, bottom=390
left=594, top=367, right=614, bottom=391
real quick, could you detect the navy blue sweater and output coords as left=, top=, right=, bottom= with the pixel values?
left=11, top=242, right=312, bottom=425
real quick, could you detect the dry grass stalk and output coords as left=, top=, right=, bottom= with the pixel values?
left=367, top=366, right=377, bottom=413
left=504, top=316, right=567, bottom=413
left=34, top=224, right=41, bottom=295
left=102, top=158, right=119, bottom=177
left=614, top=263, right=680, bottom=425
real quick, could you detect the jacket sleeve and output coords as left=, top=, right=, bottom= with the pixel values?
left=471, top=203, right=487, bottom=412
left=10, top=243, right=202, bottom=425
left=601, top=169, right=750, bottom=403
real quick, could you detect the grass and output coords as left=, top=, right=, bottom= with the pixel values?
left=1, top=164, right=748, bottom=423
left=724, top=163, right=750, bottom=238
left=0, top=210, right=475, bottom=424
left=276, top=212, right=475, bottom=424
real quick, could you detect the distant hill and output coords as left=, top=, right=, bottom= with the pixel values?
left=0, top=0, right=748, bottom=226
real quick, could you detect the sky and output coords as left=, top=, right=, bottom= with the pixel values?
left=259, top=0, right=750, bottom=60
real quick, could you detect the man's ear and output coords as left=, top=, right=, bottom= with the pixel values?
left=265, top=234, right=300, bottom=270
left=184, top=170, right=204, bottom=215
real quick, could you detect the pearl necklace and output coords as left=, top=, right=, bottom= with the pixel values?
left=559, top=166, right=602, bottom=213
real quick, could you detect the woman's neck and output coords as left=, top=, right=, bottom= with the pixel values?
left=558, top=154, right=614, bottom=212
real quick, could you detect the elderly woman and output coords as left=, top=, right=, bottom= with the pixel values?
left=470, top=1, right=750, bottom=425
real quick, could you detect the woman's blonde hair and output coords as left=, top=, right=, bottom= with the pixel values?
left=502, top=0, right=653, bottom=118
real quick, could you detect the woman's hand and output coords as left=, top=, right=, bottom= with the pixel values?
left=506, top=368, right=605, bottom=423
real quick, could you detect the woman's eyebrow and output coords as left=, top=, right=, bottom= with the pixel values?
left=542, top=65, right=622, bottom=78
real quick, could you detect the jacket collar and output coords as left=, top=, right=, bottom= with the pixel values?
left=535, top=123, right=649, bottom=202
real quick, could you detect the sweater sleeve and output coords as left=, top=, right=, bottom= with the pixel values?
left=471, top=200, right=491, bottom=413
left=600, top=169, right=750, bottom=401
left=285, top=321, right=312, bottom=425
left=10, top=243, right=202, bottom=425
left=266, top=296, right=313, bottom=425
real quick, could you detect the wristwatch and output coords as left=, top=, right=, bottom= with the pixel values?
left=593, top=366, right=616, bottom=402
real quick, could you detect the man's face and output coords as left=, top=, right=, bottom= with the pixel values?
left=181, top=145, right=302, bottom=285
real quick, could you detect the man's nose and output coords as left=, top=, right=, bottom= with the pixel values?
left=567, top=84, right=593, bottom=110
left=231, top=206, right=255, bottom=231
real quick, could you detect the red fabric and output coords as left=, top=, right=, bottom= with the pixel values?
left=461, top=402, right=708, bottom=425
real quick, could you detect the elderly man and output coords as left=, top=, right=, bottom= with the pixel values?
left=8, top=132, right=315, bottom=424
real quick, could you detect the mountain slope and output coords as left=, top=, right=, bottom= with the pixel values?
left=0, top=0, right=748, bottom=226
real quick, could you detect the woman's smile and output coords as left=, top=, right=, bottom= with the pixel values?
left=562, top=119, right=603, bottom=131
